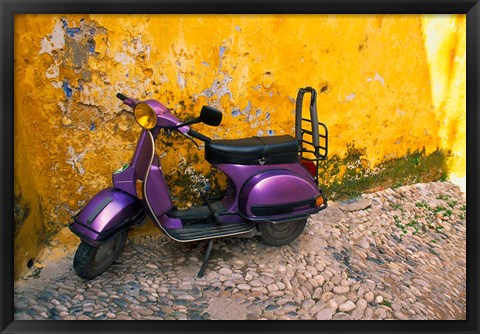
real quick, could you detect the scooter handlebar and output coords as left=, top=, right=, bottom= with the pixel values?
left=188, top=129, right=211, bottom=143
left=116, top=93, right=129, bottom=101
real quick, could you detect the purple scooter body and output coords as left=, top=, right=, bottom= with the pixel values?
left=70, top=95, right=326, bottom=247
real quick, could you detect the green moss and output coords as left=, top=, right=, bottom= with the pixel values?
left=165, top=159, right=227, bottom=209
left=14, top=195, right=31, bottom=236
left=165, top=141, right=448, bottom=207
left=318, top=143, right=449, bottom=201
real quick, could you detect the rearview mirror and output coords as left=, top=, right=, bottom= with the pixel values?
left=200, top=106, right=223, bottom=126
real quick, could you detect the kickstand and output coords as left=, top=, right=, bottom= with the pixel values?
left=197, top=239, right=214, bottom=278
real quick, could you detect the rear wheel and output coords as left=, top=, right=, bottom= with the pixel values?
left=259, top=218, right=307, bottom=246
left=73, top=229, right=128, bottom=279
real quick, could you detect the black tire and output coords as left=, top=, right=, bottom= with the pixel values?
left=73, top=229, right=128, bottom=279
left=259, top=218, right=307, bottom=246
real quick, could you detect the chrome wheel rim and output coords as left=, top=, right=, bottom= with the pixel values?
left=91, top=235, right=118, bottom=270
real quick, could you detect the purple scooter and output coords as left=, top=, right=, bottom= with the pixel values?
left=69, top=87, right=328, bottom=279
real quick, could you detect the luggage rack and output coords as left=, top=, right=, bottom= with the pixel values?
left=295, top=87, right=328, bottom=185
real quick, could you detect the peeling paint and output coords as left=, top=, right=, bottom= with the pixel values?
left=367, top=72, right=385, bottom=86
left=66, top=146, right=88, bottom=176
left=177, top=73, right=186, bottom=89
left=346, top=93, right=356, bottom=102
left=61, top=79, right=73, bottom=98
left=39, top=21, right=65, bottom=55
left=114, top=51, right=135, bottom=65
left=219, top=45, right=227, bottom=59
left=195, top=74, right=233, bottom=107
left=45, top=63, right=59, bottom=79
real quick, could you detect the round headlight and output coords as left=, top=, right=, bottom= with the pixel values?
left=134, top=103, right=157, bottom=129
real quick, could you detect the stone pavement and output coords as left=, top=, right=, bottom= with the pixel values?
left=14, top=181, right=466, bottom=320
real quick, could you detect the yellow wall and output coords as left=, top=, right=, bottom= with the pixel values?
left=421, top=15, right=466, bottom=186
left=13, top=14, right=465, bottom=278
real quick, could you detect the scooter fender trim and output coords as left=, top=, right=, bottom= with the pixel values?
left=69, top=187, right=142, bottom=244
left=238, top=201, right=328, bottom=224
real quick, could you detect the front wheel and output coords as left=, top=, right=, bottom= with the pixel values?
left=259, top=218, right=307, bottom=246
left=73, top=229, right=128, bottom=279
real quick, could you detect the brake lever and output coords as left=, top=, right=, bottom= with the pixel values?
left=166, top=127, right=201, bottom=149
left=183, top=132, right=200, bottom=149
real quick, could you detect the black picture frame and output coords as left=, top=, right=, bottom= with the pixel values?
left=1, top=1, right=478, bottom=333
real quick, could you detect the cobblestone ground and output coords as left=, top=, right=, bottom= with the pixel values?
left=14, top=181, right=466, bottom=320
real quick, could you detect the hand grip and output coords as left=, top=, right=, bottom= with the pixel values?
left=188, top=129, right=211, bottom=143
left=116, top=93, right=128, bottom=101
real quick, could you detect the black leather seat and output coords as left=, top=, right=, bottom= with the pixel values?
left=205, top=135, right=299, bottom=165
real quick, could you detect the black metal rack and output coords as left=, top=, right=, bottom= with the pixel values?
left=295, top=87, right=328, bottom=185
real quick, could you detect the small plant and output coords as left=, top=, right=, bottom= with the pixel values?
left=21, top=267, right=42, bottom=280
left=415, top=202, right=430, bottom=209
left=436, top=194, right=450, bottom=201
left=460, top=205, right=466, bottom=211
left=430, top=239, right=437, bottom=243
left=393, top=216, right=410, bottom=235
left=381, top=299, right=392, bottom=308
left=392, top=203, right=403, bottom=211
left=447, top=200, right=458, bottom=208
left=433, top=206, right=453, bottom=217
left=406, top=220, right=417, bottom=227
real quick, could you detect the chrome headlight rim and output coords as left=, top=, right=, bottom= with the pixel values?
left=134, top=102, right=157, bottom=130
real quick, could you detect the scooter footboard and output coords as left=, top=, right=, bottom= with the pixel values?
left=69, top=187, right=143, bottom=246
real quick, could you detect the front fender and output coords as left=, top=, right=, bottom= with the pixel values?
left=69, top=188, right=143, bottom=245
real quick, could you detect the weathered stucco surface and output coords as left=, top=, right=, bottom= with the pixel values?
left=13, top=14, right=465, bottom=278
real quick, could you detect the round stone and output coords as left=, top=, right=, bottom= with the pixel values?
left=338, top=300, right=356, bottom=312
left=219, top=268, right=233, bottom=276
left=333, top=286, right=350, bottom=294
left=364, top=291, right=374, bottom=302
left=356, top=298, right=368, bottom=309
left=316, top=308, right=335, bottom=320
left=237, top=284, right=251, bottom=291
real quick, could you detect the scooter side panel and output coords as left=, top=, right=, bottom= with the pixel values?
left=69, top=187, right=142, bottom=244
left=216, top=162, right=320, bottom=212
left=238, top=169, right=321, bottom=220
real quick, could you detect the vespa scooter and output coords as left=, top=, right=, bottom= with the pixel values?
left=69, top=87, right=328, bottom=279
